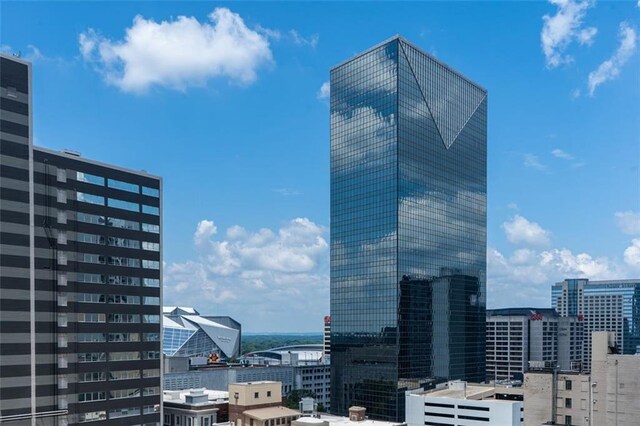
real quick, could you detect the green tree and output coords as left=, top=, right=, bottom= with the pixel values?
left=285, top=389, right=316, bottom=409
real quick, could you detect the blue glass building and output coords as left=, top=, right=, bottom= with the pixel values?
left=552, top=278, right=640, bottom=370
left=330, top=36, right=487, bottom=421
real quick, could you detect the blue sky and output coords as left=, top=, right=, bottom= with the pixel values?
left=2, top=1, right=639, bottom=332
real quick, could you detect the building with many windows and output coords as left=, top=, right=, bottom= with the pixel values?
left=486, top=308, right=583, bottom=381
left=552, top=278, right=640, bottom=370
left=1, top=53, right=161, bottom=426
left=329, top=36, right=487, bottom=421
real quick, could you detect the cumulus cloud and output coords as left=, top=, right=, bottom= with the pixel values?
left=624, top=239, right=640, bottom=267
left=488, top=244, right=622, bottom=307
left=164, top=218, right=329, bottom=332
left=615, top=211, right=640, bottom=235
left=503, top=215, right=552, bottom=246
left=317, top=81, right=330, bottom=100
left=588, top=22, right=637, bottom=96
left=541, top=0, right=597, bottom=68
left=551, top=148, right=574, bottom=160
left=79, top=8, right=274, bottom=93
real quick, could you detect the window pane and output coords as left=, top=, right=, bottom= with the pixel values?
left=107, top=179, right=139, bottom=193
left=142, top=205, right=159, bottom=215
left=77, top=192, right=104, bottom=206
left=142, top=186, right=159, bottom=197
left=108, top=198, right=139, bottom=212
left=77, top=172, right=104, bottom=186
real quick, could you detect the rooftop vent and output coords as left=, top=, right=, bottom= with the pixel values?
left=62, top=149, right=81, bottom=157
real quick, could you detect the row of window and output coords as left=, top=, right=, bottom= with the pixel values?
left=81, top=253, right=160, bottom=269
left=77, top=191, right=159, bottom=215
left=78, top=351, right=160, bottom=362
left=77, top=212, right=160, bottom=233
left=77, top=313, right=161, bottom=327
left=77, top=171, right=159, bottom=197
left=77, top=232, right=160, bottom=251
left=78, top=406, right=158, bottom=423
left=77, top=273, right=159, bottom=287
left=76, top=293, right=159, bottom=305
left=77, top=333, right=159, bottom=343
left=79, top=368, right=159, bottom=382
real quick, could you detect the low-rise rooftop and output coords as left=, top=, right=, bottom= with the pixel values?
left=243, top=406, right=301, bottom=421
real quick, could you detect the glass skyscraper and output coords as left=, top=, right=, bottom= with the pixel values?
left=330, top=36, right=487, bottom=421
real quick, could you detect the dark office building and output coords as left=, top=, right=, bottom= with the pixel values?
left=329, top=36, right=487, bottom=421
left=1, top=54, right=162, bottom=426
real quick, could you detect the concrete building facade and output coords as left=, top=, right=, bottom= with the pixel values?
left=164, top=364, right=330, bottom=412
left=523, top=331, right=640, bottom=426
left=1, top=54, right=162, bottom=426
left=552, top=278, right=640, bottom=370
left=486, top=308, right=582, bottom=381
left=405, top=381, right=523, bottom=426
left=162, top=389, right=228, bottom=426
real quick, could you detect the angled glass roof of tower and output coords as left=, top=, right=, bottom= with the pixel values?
left=163, top=307, right=241, bottom=359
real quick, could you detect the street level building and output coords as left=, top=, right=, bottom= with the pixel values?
left=486, top=308, right=583, bottom=381
left=162, top=389, right=228, bottom=426
left=552, top=278, right=640, bottom=370
left=405, top=381, right=523, bottom=426
left=1, top=54, right=162, bottom=426
left=330, top=36, right=487, bottom=421
left=228, top=382, right=301, bottom=426
left=163, top=363, right=330, bottom=412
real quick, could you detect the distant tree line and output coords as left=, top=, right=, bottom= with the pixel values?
left=241, top=334, right=322, bottom=355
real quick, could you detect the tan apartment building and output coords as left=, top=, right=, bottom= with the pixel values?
left=524, top=331, right=640, bottom=426
left=229, top=381, right=301, bottom=426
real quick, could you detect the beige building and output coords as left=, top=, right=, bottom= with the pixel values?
left=241, top=406, right=301, bottom=426
left=524, top=331, right=640, bottom=426
left=229, top=381, right=300, bottom=426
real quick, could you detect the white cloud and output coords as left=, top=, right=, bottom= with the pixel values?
left=488, top=245, right=623, bottom=308
left=615, top=211, right=640, bottom=235
left=273, top=188, right=302, bottom=196
left=571, top=88, right=582, bottom=99
left=523, top=153, right=548, bottom=171
left=541, top=0, right=597, bottom=68
left=164, top=217, right=329, bottom=332
left=503, top=215, right=552, bottom=246
left=194, top=220, right=218, bottom=246
left=317, top=81, right=330, bottom=100
left=507, top=202, right=519, bottom=210
left=551, top=148, right=574, bottom=160
left=79, top=8, right=274, bottom=93
left=588, top=22, right=637, bottom=96
left=624, top=239, right=640, bottom=267
left=289, top=30, right=319, bottom=48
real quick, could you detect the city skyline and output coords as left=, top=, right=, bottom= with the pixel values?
left=1, top=1, right=639, bottom=332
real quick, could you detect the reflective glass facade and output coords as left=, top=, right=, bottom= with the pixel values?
left=330, top=37, right=487, bottom=421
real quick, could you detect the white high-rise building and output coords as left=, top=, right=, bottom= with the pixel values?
left=552, top=278, right=640, bottom=371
